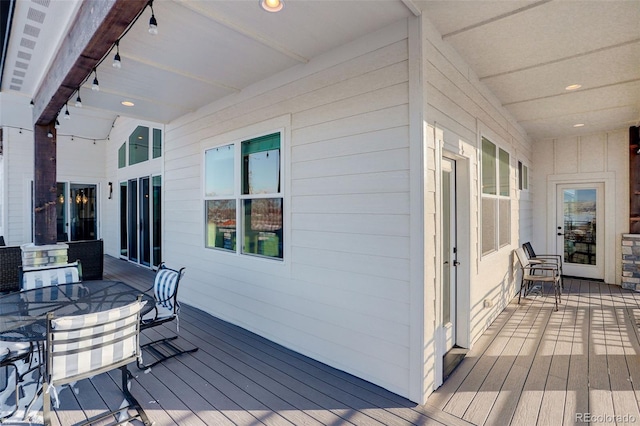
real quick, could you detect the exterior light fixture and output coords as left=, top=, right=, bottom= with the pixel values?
left=64, top=104, right=70, bottom=120
left=113, top=40, right=122, bottom=68
left=29, top=99, right=34, bottom=108
left=55, top=119, right=60, bottom=129
left=148, top=1, right=158, bottom=35
left=75, top=89, right=82, bottom=108
left=261, top=0, right=284, bottom=12
left=91, top=69, right=100, bottom=91
left=47, top=129, right=53, bottom=138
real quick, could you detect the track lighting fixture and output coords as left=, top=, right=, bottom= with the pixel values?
left=113, top=40, right=122, bottom=68
left=148, top=1, right=158, bottom=35
left=75, top=89, right=82, bottom=108
left=91, top=69, right=99, bottom=91
left=64, top=104, right=70, bottom=120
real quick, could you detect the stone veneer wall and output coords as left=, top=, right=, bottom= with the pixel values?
left=20, top=243, right=68, bottom=270
left=622, top=234, right=640, bottom=290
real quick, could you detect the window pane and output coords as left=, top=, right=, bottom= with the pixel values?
left=499, top=198, right=510, bottom=247
left=499, top=148, right=509, bottom=196
left=129, top=126, right=149, bottom=165
left=482, top=137, right=496, bottom=195
left=523, top=165, right=528, bottom=190
left=152, top=176, right=162, bottom=266
left=205, top=144, right=234, bottom=197
left=206, top=200, right=236, bottom=251
left=242, top=133, right=280, bottom=195
left=482, top=198, right=496, bottom=255
left=118, top=143, right=126, bottom=168
left=153, top=128, right=162, bottom=159
left=242, top=198, right=283, bottom=259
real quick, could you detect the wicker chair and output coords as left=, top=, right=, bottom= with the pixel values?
left=0, top=246, right=22, bottom=294
left=67, top=239, right=104, bottom=280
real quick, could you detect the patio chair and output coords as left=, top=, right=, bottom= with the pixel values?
left=43, top=297, right=151, bottom=426
left=515, top=247, right=562, bottom=311
left=0, top=345, right=34, bottom=421
left=138, top=263, right=198, bottom=370
left=522, top=242, right=564, bottom=289
left=19, top=261, right=82, bottom=291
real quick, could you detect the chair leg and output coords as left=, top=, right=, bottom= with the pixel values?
left=518, top=277, right=525, bottom=304
left=138, top=336, right=199, bottom=370
left=120, top=366, right=152, bottom=426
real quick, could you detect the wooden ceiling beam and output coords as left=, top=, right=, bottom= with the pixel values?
left=32, top=0, right=148, bottom=125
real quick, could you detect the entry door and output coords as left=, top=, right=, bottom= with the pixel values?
left=442, top=158, right=457, bottom=352
left=556, top=183, right=604, bottom=279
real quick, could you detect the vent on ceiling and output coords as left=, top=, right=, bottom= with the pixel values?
left=17, top=51, right=31, bottom=61
left=31, top=0, right=51, bottom=8
left=23, top=24, right=40, bottom=38
left=26, top=7, right=45, bottom=24
left=13, top=70, right=25, bottom=77
left=19, top=38, right=36, bottom=50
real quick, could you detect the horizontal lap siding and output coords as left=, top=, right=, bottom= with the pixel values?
left=162, top=22, right=413, bottom=398
left=423, top=16, right=531, bottom=345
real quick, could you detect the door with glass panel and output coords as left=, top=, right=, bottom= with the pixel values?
left=120, top=176, right=161, bottom=268
left=556, top=183, right=604, bottom=279
left=442, top=158, right=457, bottom=353
left=56, top=183, right=97, bottom=242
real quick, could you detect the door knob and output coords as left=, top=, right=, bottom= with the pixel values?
left=453, top=261, right=461, bottom=266
left=557, top=232, right=564, bottom=236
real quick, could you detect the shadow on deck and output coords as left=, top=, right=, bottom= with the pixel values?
left=48, top=256, right=465, bottom=426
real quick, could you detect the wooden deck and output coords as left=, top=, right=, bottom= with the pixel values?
left=48, top=256, right=466, bottom=426
left=428, top=277, right=640, bottom=425
left=47, top=259, right=640, bottom=425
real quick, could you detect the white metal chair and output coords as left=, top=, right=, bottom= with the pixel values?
left=138, top=263, right=198, bottom=370
left=515, top=247, right=562, bottom=311
left=43, top=297, right=151, bottom=426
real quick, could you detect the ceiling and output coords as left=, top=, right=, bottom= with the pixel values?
left=1, top=0, right=639, bottom=142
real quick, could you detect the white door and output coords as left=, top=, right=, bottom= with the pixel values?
left=442, top=158, right=457, bottom=352
left=556, top=183, right=604, bottom=279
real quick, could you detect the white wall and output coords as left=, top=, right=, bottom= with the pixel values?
left=421, top=13, right=533, bottom=350
left=0, top=125, right=106, bottom=246
left=532, top=129, right=628, bottom=284
left=151, top=20, right=416, bottom=400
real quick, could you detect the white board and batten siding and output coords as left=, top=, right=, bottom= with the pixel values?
left=421, top=13, right=534, bottom=347
left=159, top=20, right=416, bottom=399
left=533, top=130, right=628, bottom=285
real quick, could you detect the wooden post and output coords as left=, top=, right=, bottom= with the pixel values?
left=34, top=124, right=57, bottom=245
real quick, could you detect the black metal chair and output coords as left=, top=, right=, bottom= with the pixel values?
left=515, top=248, right=562, bottom=311
left=0, top=345, right=33, bottom=421
left=522, top=242, right=563, bottom=289
left=138, top=263, right=198, bottom=370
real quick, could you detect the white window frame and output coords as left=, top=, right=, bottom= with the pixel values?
left=203, top=128, right=286, bottom=261
left=480, top=136, right=511, bottom=256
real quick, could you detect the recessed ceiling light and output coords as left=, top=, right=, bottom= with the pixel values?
left=573, top=123, right=585, bottom=128
left=121, top=101, right=135, bottom=107
left=565, top=84, right=582, bottom=91
left=261, top=0, right=284, bottom=12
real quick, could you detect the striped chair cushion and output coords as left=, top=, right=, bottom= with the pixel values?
left=48, top=300, right=145, bottom=384
left=153, top=268, right=179, bottom=318
left=22, top=263, right=80, bottom=291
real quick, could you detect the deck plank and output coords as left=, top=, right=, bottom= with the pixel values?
left=29, top=256, right=640, bottom=426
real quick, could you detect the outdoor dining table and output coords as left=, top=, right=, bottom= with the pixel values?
left=0, top=280, right=154, bottom=422
left=0, top=280, right=154, bottom=343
